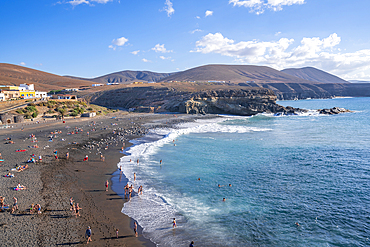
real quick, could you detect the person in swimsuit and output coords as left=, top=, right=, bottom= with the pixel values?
left=116, top=228, right=119, bottom=238
left=189, top=241, right=195, bottom=247
left=105, top=180, right=109, bottom=191
left=173, top=218, right=177, bottom=228
left=13, top=197, right=18, bottom=210
left=69, top=197, right=74, bottom=211
left=133, top=173, right=136, bottom=182
left=134, top=222, right=138, bottom=237
left=75, top=203, right=81, bottom=217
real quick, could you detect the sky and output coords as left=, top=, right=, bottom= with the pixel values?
left=1, top=0, right=370, bottom=80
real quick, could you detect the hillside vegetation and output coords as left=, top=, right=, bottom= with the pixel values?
left=14, top=101, right=115, bottom=119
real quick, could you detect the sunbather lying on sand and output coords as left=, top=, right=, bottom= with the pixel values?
left=14, top=183, right=27, bottom=190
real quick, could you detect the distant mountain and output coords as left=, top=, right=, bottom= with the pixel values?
left=281, top=67, right=348, bottom=83
left=0, top=63, right=92, bottom=91
left=71, top=70, right=176, bottom=84
left=158, top=64, right=314, bottom=84
left=349, top=80, right=370, bottom=83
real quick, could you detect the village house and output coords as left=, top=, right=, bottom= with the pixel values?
left=0, top=84, right=47, bottom=100
left=51, top=94, right=77, bottom=100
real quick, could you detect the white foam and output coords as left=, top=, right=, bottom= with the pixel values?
left=117, top=117, right=270, bottom=246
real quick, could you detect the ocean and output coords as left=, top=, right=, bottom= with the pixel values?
left=115, top=97, right=370, bottom=246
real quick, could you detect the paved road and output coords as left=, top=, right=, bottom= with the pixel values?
left=0, top=99, right=47, bottom=114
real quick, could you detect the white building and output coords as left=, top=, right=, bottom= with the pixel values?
left=0, top=93, right=5, bottom=101
left=92, top=84, right=104, bottom=87
left=19, top=84, right=35, bottom=91
left=35, top=91, right=48, bottom=99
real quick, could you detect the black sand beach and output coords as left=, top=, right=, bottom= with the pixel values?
left=0, top=112, right=212, bottom=246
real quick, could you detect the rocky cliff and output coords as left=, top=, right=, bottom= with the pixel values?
left=88, top=85, right=301, bottom=116
left=239, top=82, right=370, bottom=100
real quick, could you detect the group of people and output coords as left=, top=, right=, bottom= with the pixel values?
left=69, top=197, right=82, bottom=217
left=29, top=203, right=42, bottom=214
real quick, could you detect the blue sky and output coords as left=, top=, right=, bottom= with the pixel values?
left=1, top=0, right=370, bottom=80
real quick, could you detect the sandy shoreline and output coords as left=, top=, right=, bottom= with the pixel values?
left=0, top=112, right=214, bottom=246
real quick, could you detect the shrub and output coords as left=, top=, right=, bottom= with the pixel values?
left=32, top=112, right=38, bottom=118
left=25, top=106, right=37, bottom=112
left=70, top=111, right=79, bottom=116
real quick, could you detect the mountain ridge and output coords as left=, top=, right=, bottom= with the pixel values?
left=281, top=67, right=348, bottom=84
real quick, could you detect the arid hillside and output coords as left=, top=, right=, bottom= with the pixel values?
left=281, top=67, right=349, bottom=83
left=0, top=63, right=93, bottom=91
left=157, top=64, right=315, bottom=84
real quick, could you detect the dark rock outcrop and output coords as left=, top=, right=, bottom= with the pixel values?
left=239, top=82, right=370, bottom=100
left=318, top=107, right=352, bottom=115
left=89, top=86, right=306, bottom=116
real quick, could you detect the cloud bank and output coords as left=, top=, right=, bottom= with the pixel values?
left=229, top=0, right=305, bottom=14
left=193, top=32, right=370, bottom=79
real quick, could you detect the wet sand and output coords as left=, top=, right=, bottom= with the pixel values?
left=0, top=112, right=213, bottom=246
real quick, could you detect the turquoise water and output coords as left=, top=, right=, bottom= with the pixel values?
left=118, top=97, right=370, bottom=246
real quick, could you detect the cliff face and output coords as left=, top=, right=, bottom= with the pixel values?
left=89, top=86, right=297, bottom=116
left=179, top=89, right=286, bottom=115
left=240, top=82, right=370, bottom=100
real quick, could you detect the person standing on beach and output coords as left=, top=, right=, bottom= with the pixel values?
left=0, top=196, right=5, bottom=210
left=11, top=197, right=18, bottom=213
left=115, top=228, right=119, bottom=238
left=85, top=226, right=92, bottom=244
left=69, top=197, right=74, bottom=211
left=137, top=159, right=139, bottom=164
left=134, top=173, right=136, bottom=181
left=105, top=180, right=109, bottom=191
left=189, top=241, right=195, bottom=247
left=172, top=218, right=177, bottom=228
left=13, top=197, right=18, bottom=210
left=66, top=152, right=69, bottom=160
left=75, top=203, right=81, bottom=217
left=134, top=222, right=138, bottom=237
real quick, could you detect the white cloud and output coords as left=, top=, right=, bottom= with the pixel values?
left=190, top=29, right=203, bottom=34
left=68, top=0, right=111, bottom=6
left=205, top=10, right=213, bottom=17
left=229, top=0, right=305, bottom=14
left=112, top=37, right=128, bottom=46
left=275, top=31, right=281, bottom=36
left=192, top=32, right=370, bottom=80
left=152, top=44, right=172, bottom=53
left=195, top=16, right=201, bottom=19
left=159, top=56, right=173, bottom=60
left=109, top=37, right=128, bottom=50
left=142, top=58, right=151, bottom=62
left=163, top=0, right=174, bottom=17
left=131, top=50, right=140, bottom=55
left=19, top=62, right=26, bottom=66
